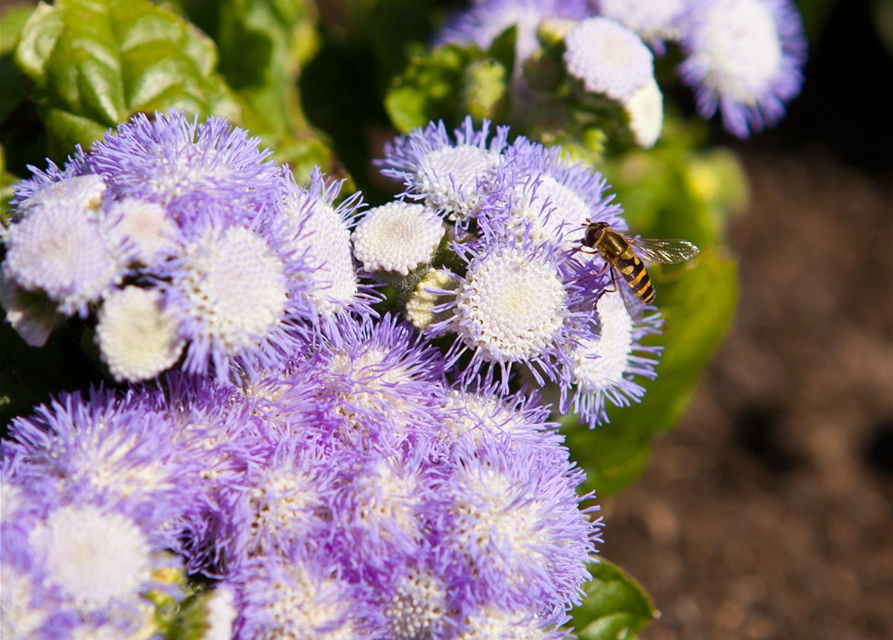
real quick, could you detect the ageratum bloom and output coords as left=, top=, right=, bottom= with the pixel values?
left=378, top=117, right=510, bottom=225
left=427, top=224, right=592, bottom=390
left=438, top=0, right=593, bottom=64
left=564, top=17, right=655, bottom=102
left=562, top=290, right=663, bottom=427
left=279, top=167, right=376, bottom=322
left=2, top=189, right=124, bottom=318
left=482, top=138, right=626, bottom=250
left=679, top=0, right=806, bottom=138
left=433, top=437, right=599, bottom=612
left=231, top=548, right=379, bottom=640
left=3, top=388, right=198, bottom=531
left=159, top=208, right=308, bottom=382
left=95, top=286, right=185, bottom=383
left=352, top=202, right=445, bottom=277
left=89, top=110, right=279, bottom=221
left=10, top=149, right=92, bottom=210
left=596, top=0, right=688, bottom=53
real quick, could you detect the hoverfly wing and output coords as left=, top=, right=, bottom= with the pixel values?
left=630, top=237, right=700, bottom=265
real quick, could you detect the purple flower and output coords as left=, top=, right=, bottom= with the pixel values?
left=10, top=147, right=91, bottom=210
left=481, top=138, right=627, bottom=251
left=231, top=547, right=381, bottom=640
left=678, top=0, right=807, bottom=138
left=214, top=436, right=342, bottom=572
left=158, top=207, right=310, bottom=383
left=595, top=0, right=688, bottom=54
left=561, top=289, right=663, bottom=427
left=438, top=0, right=593, bottom=64
left=433, top=436, right=600, bottom=613
left=426, top=223, right=593, bottom=392
left=89, top=110, right=280, bottom=222
left=278, top=167, right=377, bottom=324
left=377, top=117, right=511, bottom=226
left=3, top=388, right=198, bottom=532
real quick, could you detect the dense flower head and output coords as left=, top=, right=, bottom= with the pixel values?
left=278, top=166, right=376, bottom=322
left=159, top=207, right=309, bottom=382
left=678, top=0, right=807, bottom=138
left=432, top=436, right=599, bottom=612
left=438, top=0, right=593, bottom=64
left=352, top=202, right=445, bottom=277
left=482, top=138, right=626, bottom=250
left=564, top=17, right=655, bottom=102
left=561, top=290, right=664, bottom=427
left=9, top=147, right=90, bottom=209
left=426, top=222, right=594, bottom=391
left=377, top=117, right=511, bottom=225
left=89, top=110, right=279, bottom=221
left=2, top=189, right=124, bottom=317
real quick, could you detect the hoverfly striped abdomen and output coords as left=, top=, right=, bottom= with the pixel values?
left=581, top=220, right=698, bottom=314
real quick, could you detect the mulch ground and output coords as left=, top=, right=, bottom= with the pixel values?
left=602, top=151, right=893, bottom=640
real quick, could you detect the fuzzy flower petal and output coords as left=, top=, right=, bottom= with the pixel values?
left=596, top=0, right=688, bottom=52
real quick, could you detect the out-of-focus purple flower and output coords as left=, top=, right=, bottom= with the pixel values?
left=231, top=547, right=380, bottom=640
left=438, top=0, right=593, bottom=64
left=561, top=290, right=663, bottom=427
left=10, top=147, right=91, bottom=210
left=377, top=117, right=510, bottom=226
left=678, top=0, right=806, bottom=138
left=89, top=111, right=279, bottom=222
left=2, top=195, right=124, bottom=318
left=433, top=437, right=600, bottom=612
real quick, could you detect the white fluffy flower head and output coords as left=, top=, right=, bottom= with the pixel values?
left=456, top=608, right=554, bottom=640
left=564, top=17, right=655, bottom=101
left=352, top=202, right=444, bottom=276
left=177, top=226, right=287, bottom=356
left=573, top=290, right=634, bottom=393
left=454, top=249, right=567, bottom=362
left=509, top=175, right=591, bottom=246
left=3, top=202, right=122, bottom=316
left=31, top=505, right=152, bottom=609
left=287, top=197, right=358, bottom=316
left=694, top=0, right=784, bottom=103
left=96, top=286, right=185, bottom=382
left=624, top=78, right=664, bottom=148
left=103, top=199, right=177, bottom=265
left=420, top=144, right=500, bottom=220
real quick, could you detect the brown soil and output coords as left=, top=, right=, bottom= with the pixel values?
left=602, top=152, right=893, bottom=640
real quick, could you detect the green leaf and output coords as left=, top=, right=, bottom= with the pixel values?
left=572, top=559, right=659, bottom=640
left=0, top=6, right=33, bottom=124
left=385, top=43, right=483, bottom=132
left=14, top=0, right=241, bottom=158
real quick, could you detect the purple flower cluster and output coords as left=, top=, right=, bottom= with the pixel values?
left=379, top=117, right=663, bottom=427
left=2, top=314, right=599, bottom=638
left=1, top=109, right=669, bottom=638
left=1, top=111, right=371, bottom=383
left=437, top=0, right=806, bottom=138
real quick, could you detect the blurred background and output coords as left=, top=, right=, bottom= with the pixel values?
left=602, top=1, right=893, bottom=638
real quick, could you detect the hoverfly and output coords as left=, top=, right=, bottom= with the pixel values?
left=580, top=221, right=700, bottom=315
